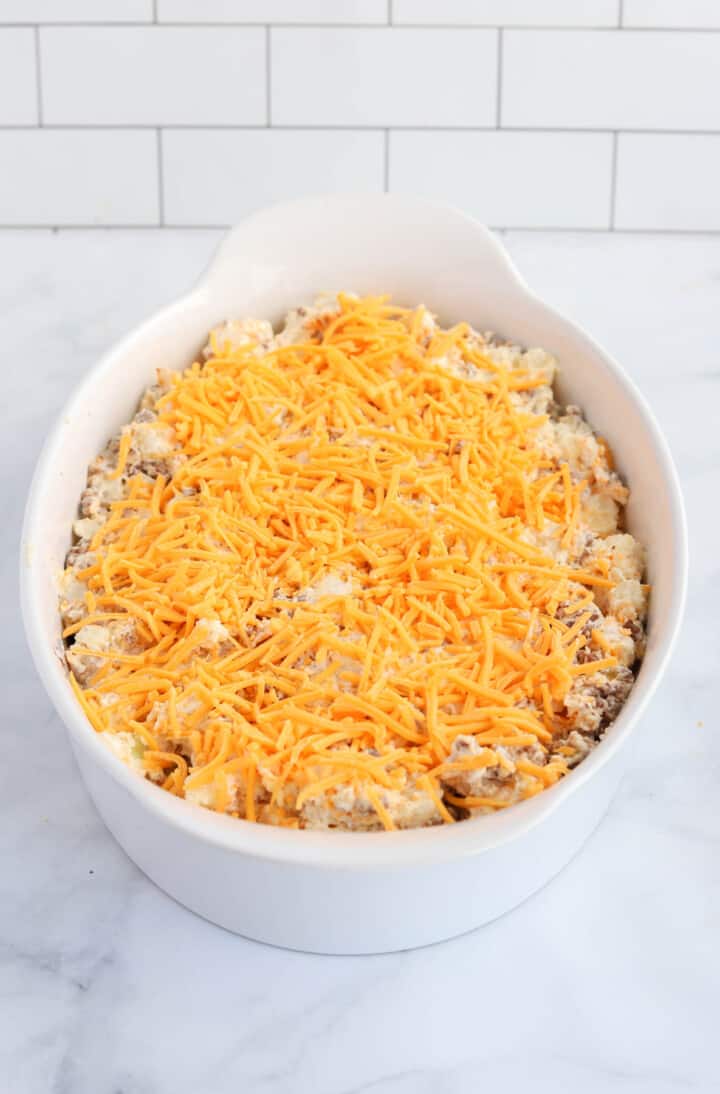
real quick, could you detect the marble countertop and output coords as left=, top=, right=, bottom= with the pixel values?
left=2, top=229, right=717, bottom=1094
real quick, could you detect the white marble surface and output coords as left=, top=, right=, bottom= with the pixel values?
left=2, top=229, right=718, bottom=1094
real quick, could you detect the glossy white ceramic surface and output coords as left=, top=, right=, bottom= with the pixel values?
left=20, top=195, right=687, bottom=953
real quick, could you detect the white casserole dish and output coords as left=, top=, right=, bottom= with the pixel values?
left=21, top=195, right=687, bottom=954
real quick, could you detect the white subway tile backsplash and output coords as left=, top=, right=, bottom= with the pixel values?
left=0, top=0, right=152, bottom=20
left=502, top=30, right=720, bottom=130
left=623, top=1, right=720, bottom=28
left=2, top=6, right=720, bottom=230
left=271, top=28, right=497, bottom=127
left=158, top=0, right=388, bottom=23
left=390, top=130, right=612, bottom=227
left=0, top=29, right=37, bottom=124
left=162, top=129, right=384, bottom=224
left=615, top=133, right=720, bottom=229
left=40, top=27, right=266, bottom=125
left=0, top=130, right=158, bottom=224
left=393, top=1, right=619, bottom=27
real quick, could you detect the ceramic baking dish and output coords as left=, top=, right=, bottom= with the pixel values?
left=20, top=195, right=687, bottom=954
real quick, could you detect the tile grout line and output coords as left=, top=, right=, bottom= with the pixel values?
left=618, top=0, right=624, bottom=29
left=152, top=0, right=158, bottom=22
left=609, top=131, right=619, bottom=229
left=496, top=28, right=503, bottom=127
left=4, top=22, right=720, bottom=30
left=1, top=225, right=719, bottom=235
left=384, top=129, right=390, bottom=191
left=7, top=22, right=720, bottom=30
left=2, top=125, right=720, bottom=135
left=388, top=0, right=393, bottom=26
left=4, top=125, right=717, bottom=135
left=266, top=26, right=272, bottom=126
left=34, top=26, right=43, bottom=125
left=156, top=128, right=164, bottom=226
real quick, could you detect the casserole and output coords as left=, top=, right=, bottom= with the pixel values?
left=21, top=195, right=687, bottom=953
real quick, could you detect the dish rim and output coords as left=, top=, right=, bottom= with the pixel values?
left=20, top=195, right=688, bottom=869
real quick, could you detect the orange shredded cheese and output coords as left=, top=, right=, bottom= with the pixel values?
left=62, top=293, right=635, bottom=830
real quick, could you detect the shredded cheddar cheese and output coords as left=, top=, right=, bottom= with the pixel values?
left=60, top=293, right=648, bottom=832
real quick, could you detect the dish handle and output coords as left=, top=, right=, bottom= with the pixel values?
left=197, top=195, right=529, bottom=302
